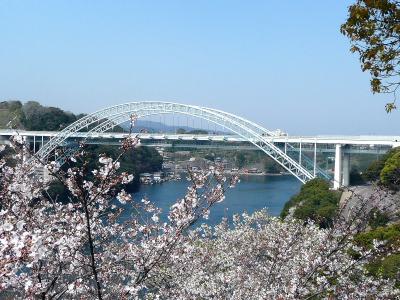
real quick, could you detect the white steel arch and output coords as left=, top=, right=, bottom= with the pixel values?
left=34, top=101, right=315, bottom=183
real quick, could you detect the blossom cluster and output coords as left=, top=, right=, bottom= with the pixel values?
left=149, top=210, right=398, bottom=299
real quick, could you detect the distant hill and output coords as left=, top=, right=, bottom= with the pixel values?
left=124, top=120, right=197, bottom=133
left=0, top=101, right=26, bottom=128
left=0, top=100, right=81, bottom=131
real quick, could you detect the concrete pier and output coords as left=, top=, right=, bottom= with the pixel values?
left=334, top=144, right=350, bottom=189
left=334, top=144, right=342, bottom=189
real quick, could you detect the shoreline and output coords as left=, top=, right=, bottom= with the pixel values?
left=140, top=171, right=287, bottom=186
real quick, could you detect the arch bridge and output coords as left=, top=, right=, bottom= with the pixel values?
left=32, top=102, right=316, bottom=184
left=4, top=102, right=395, bottom=188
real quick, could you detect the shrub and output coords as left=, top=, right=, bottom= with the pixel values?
left=281, top=178, right=341, bottom=228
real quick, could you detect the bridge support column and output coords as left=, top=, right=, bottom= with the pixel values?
left=333, top=144, right=342, bottom=189
left=313, top=142, right=317, bottom=177
left=342, top=152, right=350, bottom=187
left=22, top=136, right=28, bottom=162
left=299, top=141, right=302, bottom=165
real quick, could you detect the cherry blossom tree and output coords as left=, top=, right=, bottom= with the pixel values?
left=0, top=119, right=398, bottom=299
left=0, top=121, right=238, bottom=299
left=150, top=210, right=398, bottom=299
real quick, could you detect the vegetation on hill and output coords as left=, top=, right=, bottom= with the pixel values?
left=363, top=147, right=400, bottom=190
left=280, top=178, right=342, bottom=228
left=348, top=146, right=400, bottom=288
left=0, top=100, right=82, bottom=131
left=22, top=101, right=80, bottom=131
left=233, top=150, right=282, bottom=173
left=0, top=101, right=26, bottom=128
left=353, top=223, right=400, bottom=288
left=381, top=150, right=400, bottom=190
left=176, top=128, right=209, bottom=135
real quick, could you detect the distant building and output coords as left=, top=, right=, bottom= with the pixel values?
left=247, top=168, right=261, bottom=174
left=153, top=172, right=164, bottom=183
left=139, top=173, right=153, bottom=184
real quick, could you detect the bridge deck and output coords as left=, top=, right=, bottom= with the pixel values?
left=0, top=130, right=399, bottom=147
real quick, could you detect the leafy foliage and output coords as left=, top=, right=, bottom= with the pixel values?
left=22, top=101, right=78, bottom=131
left=380, top=149, right=400, bottom=190
left=0, top=101, right=25, bottom=128
left=0, top=100, right=79, bottom=130
left=362, top=147, right=400, bottom=190
left=281, top=178, right=341, bottom=228
left=366, top=254, right=400, bottom=287
left=341, top=0, right=400, bottom=111
left=354, top=223, right=400, bottom=287
left=368, top=208, right=391, bottom=229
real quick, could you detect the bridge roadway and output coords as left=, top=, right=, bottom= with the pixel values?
left=1, top=130, right=399, bottom=147
left=1, top=129, right=399, bottom=189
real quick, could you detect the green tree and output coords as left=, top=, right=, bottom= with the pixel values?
left=341, top=0, right=400, bottom=112
left=361, top=147, right=400, bottom=188
left=22, top=103, right=77, bottom=131
left=281, top=178, right=342, bottom=228
left=0, top=100, right=25, bottom=128
left=380, top=150, right=400, bottom=190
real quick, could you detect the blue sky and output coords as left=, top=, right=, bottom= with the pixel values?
left=0, top=1, right=399, bottom=135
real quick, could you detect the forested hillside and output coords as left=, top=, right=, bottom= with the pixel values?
left=0, top=100, right=83, bottom=130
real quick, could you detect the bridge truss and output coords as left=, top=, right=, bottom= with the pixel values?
left=34, top=102, right=317, bottom=183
